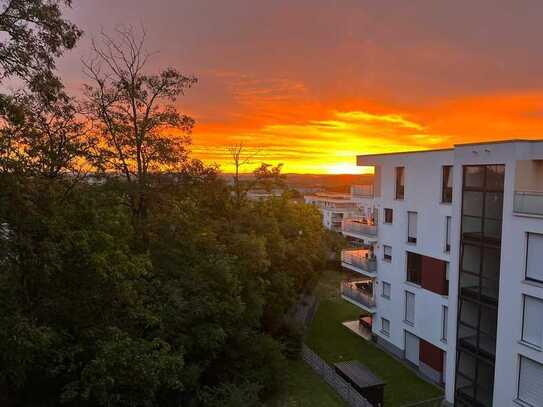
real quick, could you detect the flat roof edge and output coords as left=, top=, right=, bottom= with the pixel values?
left=357, top=147, right=453, bottom=159
left=357, top=139, right=543, bottom=160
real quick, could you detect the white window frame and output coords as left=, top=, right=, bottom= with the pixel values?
left=382, top=281, right=391, bottom=299
left=517, top=355, right=543, bottom=406
left=381, top=317, right=390, bottom=336
left=442, top=305, right=448, bottom=342
left=408, top=211, right=417, bottom=244
left=526, top=232, right=543, bottom=283
left=445, top=216, right=451, bottom=252
left=383, top=245, right=392, bottom=262
left=405, top=291, right=415, bottom=326
left=521, top=294, right=543, bottom=349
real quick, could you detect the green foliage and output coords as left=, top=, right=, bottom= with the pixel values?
left=0, top=4, right=333, bottom=404
left=0, top=0, right=82, bottom=102
left=0, top=170, right=332, bottom=406
left=65, top=329, right=185, bottom=406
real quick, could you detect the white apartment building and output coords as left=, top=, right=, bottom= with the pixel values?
left=305, top=191, right=362, bottom=231
left=338, top=140, right=543, bottom=407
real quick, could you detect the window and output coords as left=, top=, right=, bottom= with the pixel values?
left=445, top=216, right=451, bottom=252
left=442, top=306, right=448, bottom=342
left=408, top=211, right=417, bottom=243
left=384, top=208, right=393, bottom=224
left=522, top=295, right=543, bottom=349
left=518, top=356, right=543, bottom=406
left=405, top=291, right=415, bottom=325
left=383, top=245, right=392, bottom=262
left=381, top=318, right=390, bottom=336
left=526, top=233, right=543, bottom=283
left=382, top=282, right=391, bottom=299
left=442, top=165, right=453, bottom=203
left=395, top=167, right=405, bottom=200
left=406, top=252, right=422, bottom=285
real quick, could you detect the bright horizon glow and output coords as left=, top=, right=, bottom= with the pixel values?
left=63, top=1, right=543, bottom=174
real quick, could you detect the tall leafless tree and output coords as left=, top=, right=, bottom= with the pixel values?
left=227, top=142, right=260, bottom=207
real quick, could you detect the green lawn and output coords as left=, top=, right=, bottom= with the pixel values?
left=305, top=268, right=443, bottom=407
left=267, top=359, right=346, bottom=407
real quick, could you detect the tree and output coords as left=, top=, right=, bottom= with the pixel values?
left=252, top=163, right=286, bottom=193
left=82, top=27, right=197, bottom=246
left=0, top=93, right=89, bottom=177
left=227, top=143, right=259, bottom=207
left=0, top=0, right=81, bottom=104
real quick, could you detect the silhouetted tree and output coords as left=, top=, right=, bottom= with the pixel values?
left=228, top=143, right=262, bottom=206
left=82, top=27, right=197, bottom=246
left=0, top=0, right=81, bottom=105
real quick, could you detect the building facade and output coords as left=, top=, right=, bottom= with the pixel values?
left=339, top=140, right=543, bottom=407
left=304, top=191, right=360, bottom=231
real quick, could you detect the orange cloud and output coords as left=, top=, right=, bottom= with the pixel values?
left=187, top=71, right=543, bottom=174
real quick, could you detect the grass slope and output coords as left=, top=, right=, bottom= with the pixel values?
left=267, top=360, right=346, bottom=407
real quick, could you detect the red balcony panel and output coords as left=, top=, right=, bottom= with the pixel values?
left=419, top=339, right=444, bottom=372
left=421, top=256, right=448, bottom=296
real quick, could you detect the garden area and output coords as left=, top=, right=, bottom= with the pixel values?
left=304, top=268, right=443, bottom=406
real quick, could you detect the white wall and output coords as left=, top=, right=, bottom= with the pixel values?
left=356, top=150, right=453, bottom=363
left=354, top=141, right=543, bottom=405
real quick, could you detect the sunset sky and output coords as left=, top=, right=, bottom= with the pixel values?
left=60, top=0, right=543, bottom=173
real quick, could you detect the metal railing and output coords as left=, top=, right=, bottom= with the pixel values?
left=351, top=184, right=374, bottom=198
left=341, top=281, right=376, bottom=309
left=341, top=250, right=377, bottom=274
left=514, top=191, right=543, bottom=216
left=342, top=220, right=378, bottom=237
left=302, top=345, right=374, bottom=407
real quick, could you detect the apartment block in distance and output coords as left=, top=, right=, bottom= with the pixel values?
left=304, top=191, right=361, bottom=231
left=338, top=140, right=543, bottom=407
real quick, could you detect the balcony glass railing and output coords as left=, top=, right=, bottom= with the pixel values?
left=341, top=249, right=377, bottom=274
left=514, top=191, right=543, bottom=216
left=340, top=281, right=376, bottom=309
left=342, top=219, right=378, bottom=237
left=351, top=184, right=374, bottom=198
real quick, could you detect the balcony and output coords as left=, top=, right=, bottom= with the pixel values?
left=342, top=219, right=378, bottom=241
left=340, top=280, right=376, bottom=312
left=351, top=184, right=374, bottom=198
left=341, top=249, right=377, bottom=277
left=514, top=191, right=543, bottom=216
left=514, top=160, right=543, bottom=216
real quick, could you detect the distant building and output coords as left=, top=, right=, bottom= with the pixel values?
left=337, top=139, right=543, bottom=407
left=246, top=189, right=284, bottom=201
left=304, top=191, right=360, bottom=231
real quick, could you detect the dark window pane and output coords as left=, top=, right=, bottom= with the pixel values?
left=462, top=216, right=483, bottom=240
left=485, top=192, right=503, bottom=219
left=442, top=165, right=453, bottom=203
left=483, top=219, right=502, bottom=242
left=481, top=277, right=499, bottom=303
left=465, top=166, right=485, bottom=188
left=486, top=165, right=505, bottom=191
left=460, top=272, right=480, bottom=300
left=396, top=167, right=405, bottom=199
left=457, top=351, right=477, bottom=381
left=462, top=244, right=481, bottom=274
left=482, top=248, right=500, bottom=281
left=384, top=208, right=393, bottom=223
left=463, top=191, right=484, bottom=217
